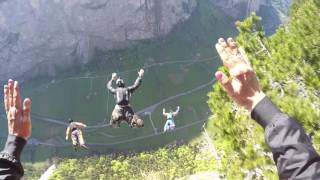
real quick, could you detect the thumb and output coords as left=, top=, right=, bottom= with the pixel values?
left=23, top=98, right=31, bottom=128
left=215, top=71, right=234, bottom=96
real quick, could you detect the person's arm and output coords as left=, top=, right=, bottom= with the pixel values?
left=215, top=37, right=320, bottom=178
left=128, top=69, right=144, bottom=93
left=162, top=108, right=168, bottom=117
left=251, top=96, right=320, bottom=179
left=173, top=106, right=180, bottom=117
left=107, top=73, right=117, bottom=94
left=74, top=122, right=87, bottom=128
left=0, top=80, right=31, bottom=179
left=65, top=127, right=70, bottom=140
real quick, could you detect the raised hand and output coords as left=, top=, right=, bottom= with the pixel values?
left=215, top=38, right=265, bottom=111
left=138, top=69, right=144, bottom=77
left=112, top=73, right=117, bottom=81
left=4, top=79, right=31, bottom=140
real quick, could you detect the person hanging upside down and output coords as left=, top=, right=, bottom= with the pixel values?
left=65, top=119, right=88, bottom=150
left=163, top=106, right=180, bottom=132
left=107, top=69, right=144, bottom=128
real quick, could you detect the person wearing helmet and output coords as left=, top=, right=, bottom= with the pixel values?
left=107, top=69, right=144, bottom=128
left=65, top=118, right=88, bottom=150
left=163, top=106, right=180, bottom=132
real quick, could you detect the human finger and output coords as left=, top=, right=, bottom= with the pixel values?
left=218, top=38, right=228, bottom=48
left=216, top=38, right=234, bottom=70
left=227, top=37, right=239, bottom=54
left=215, top=71, right=234, bottom=97
left=13, top=81, right=22, bottom=110
left=216, top=38, right=228, bottom=55
left=8, top=79, right=14, bottom=107
left=239, top=47, right=251, bottom=66
left=22, top=98, right=32, bottom=139
left=22, top=98, right=31, bottom=117
left=4, top=85, right=9, bottom=113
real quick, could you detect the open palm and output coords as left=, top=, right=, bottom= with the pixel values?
left=4, top=79, right=31, bottom=140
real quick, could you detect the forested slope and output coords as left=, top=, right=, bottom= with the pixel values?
left=49, top=143, right=217, bottom=180
left=207, top=0, right=320, bottom=178
left=29, top=0, right=320, bottom=179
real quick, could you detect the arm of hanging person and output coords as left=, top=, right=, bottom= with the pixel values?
left=173, top=106, right=180, bottom=117
left=75, top=122, right=87, bottom=128
left=107, top=73, right=117, bottom=94
left=163, top=108, right=168, bottom=117
left=65, top=127, right=70, bottom=140
left=128, top=69, right=144, bottom=93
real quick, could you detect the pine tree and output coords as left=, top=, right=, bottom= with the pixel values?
left=207, top=0, right=320, bottom=178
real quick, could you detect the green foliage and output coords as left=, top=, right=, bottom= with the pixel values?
left=23, top=162, right=51, bottom=180
left=50, top=144, right=217, bottom=180
left=207, top=0, right=320, bottom=178
left=24, top=1, right=320, bottom=179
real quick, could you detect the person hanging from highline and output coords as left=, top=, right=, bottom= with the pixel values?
left=65, top=118, right=89, bottom=150
left=107, top=69, right=144, bottom=128
left=162, top=106, right=180, bottom=132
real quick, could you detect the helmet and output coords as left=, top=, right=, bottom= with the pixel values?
left=116, top=78, right=125, bottom=87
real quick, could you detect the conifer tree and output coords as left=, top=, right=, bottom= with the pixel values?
left=207, top=0, right=320, bottom=178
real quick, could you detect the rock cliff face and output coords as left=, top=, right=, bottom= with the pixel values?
left=210, top=0, right=291, bottom=32
left=0, top=0, right=196, bottom=80
left=0, top=0, right=291, bottom=80
left=210, top=0, right=269, bottom=18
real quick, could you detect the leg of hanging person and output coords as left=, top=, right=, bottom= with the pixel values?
left=71, top=131, right=79, bottom=151
left=78, top=130, right=88, bottom=149
left=125, top=106, right=144, bottom=128
left=169, top=121, right=176, bottom=131
left=124, top=106, right=133, bottom=127
left=163, top=120, right=170, bottom=132
left=111, top=105, right=122, bottom=128
left=132, top=114, right=144, bottom=128
left=71, top=131, right=78, bottom=146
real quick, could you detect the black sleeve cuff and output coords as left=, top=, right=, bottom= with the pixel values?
left=251, top=96, right=282, bottom=129
left=2, top=135, right=26, bottom=161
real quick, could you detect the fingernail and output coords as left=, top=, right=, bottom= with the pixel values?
left=227, top=37, right=234, bottom=42
left=218, top=38, right=225, bottom=43
left=14, top=81, right=19, bottom=87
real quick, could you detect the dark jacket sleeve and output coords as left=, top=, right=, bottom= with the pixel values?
left=0, top=135, right=26, bottom=180
left=127, top=76, right=142, bottom=93
left=251, top=96, right=320, bottom=179
left=107, top=79, right=116, bottom=94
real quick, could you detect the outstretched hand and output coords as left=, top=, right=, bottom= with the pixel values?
left=215, top=38, right=265, bottom=111
left=138, top=69, right=144, bottom=77
left=4, top=79, right=31, bottom=140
